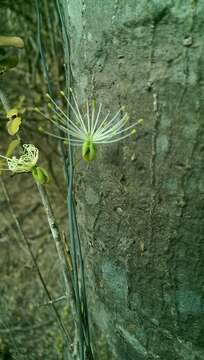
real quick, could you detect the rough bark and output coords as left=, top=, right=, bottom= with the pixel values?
left=62, top=1, right=204, bottom=359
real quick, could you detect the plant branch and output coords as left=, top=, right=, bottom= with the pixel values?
left=0, top=178, right=73, bottom=358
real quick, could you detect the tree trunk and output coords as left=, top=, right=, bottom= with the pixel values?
left=62, top=1, right=204, bottom=359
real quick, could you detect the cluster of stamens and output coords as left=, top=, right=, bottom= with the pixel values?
left=37, top=89, right=143, bottom=161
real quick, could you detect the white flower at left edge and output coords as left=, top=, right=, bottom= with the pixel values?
left=0, top=144, right=39, bottom=173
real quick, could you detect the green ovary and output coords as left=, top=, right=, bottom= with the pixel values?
left=82, top=140, right=97, bottom=161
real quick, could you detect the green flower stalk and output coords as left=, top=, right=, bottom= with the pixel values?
left=44, top=90, right=143, bottom=161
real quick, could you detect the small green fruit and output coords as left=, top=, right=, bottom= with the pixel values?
left=82, top=141, right=97, bottom=161
left=32, top=166, right=49, bottom=185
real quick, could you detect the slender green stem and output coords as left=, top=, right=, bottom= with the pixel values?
left=57, top=1, right=94, bottom=358
left=36, top=0, right=52, bottom=94
left=72, top=202, right=94, bottom=359
left=36, top=182, right=69, bottom=294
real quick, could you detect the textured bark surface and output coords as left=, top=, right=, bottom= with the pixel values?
left=62, top=1, right=204, bottom=359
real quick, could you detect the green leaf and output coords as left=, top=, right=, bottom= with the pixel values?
left=6, top=139, right=20, bottom=157
left=6, top=116, right=21, bottom=135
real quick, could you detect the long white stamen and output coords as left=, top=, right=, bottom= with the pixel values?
left=91, top=103, right=102, bottom=135
left=91, top=101, right=95, bottom=133
left=94, top=131, right=136, bottom=143
left=39, top=128, right=68, bottom=141
left=50, top=119, right=85, bottom=140
left=63, top=91, right=88, bottom=133
left=86, top=101, right=90, bottom=133
left=49, top=105, right=85, bottom=137
left=94, top=113, right=127, bottom=139
left=48, top=95, right=86, bottom=135
left=37, top=107, right=81, bottom=139
left=95, top=107, right=123, bottom=135
left=105, top=119, right=142, bottom=139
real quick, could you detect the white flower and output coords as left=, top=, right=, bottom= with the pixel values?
left=44, top=90, right=143, bottom=160
left=0, top=144, right=39, bottom=173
